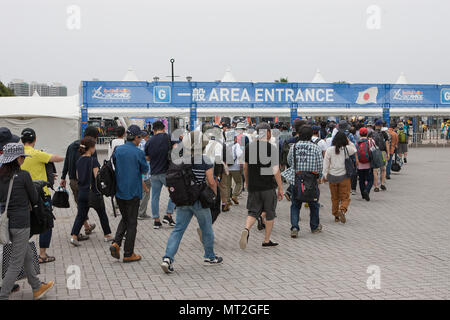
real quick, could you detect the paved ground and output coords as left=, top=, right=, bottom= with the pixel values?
left=10, top=148, right=450, bottom=300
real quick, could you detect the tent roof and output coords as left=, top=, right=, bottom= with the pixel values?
left=221, top=67, right=237, bottom=82
left=311, top=69, right=326, bottom=83
left=32, top=90, right=40, bottom=97
left=396, top=72, right=408, bottom=84
left=122, top=68, right=140, bottom=81
left=0, top=94, right=80, bottom=119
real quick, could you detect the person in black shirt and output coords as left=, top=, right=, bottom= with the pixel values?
left=145, top=121, right=176, bottom=229
left=69, top=137, right=112, bottom=246
left=239, top=123, right=283, bottom=250
left=372, top=120, right=390, bottom=192
left=60, top=126, right=100, bottom=236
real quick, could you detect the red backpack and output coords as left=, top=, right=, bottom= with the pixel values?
left=357, top=140, right=370, bottom=164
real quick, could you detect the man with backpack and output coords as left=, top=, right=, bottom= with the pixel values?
left=145, top=121, right=176, bottom=229
left=109, top=125, right=149, bottom=263
left=372, top=120, right=390, bottom=192
left=356, top=127, right=374, bottom=201
left=386, top=123, right=399, bottom=179
left=397, top=122, right=408, bottom=164
left=282, top=125, right=323, bottom=238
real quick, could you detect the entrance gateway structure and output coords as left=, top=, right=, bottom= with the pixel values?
left=80, top=80, right=450, bottom=133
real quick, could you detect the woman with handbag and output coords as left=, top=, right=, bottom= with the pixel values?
left=0, top=143, right=54, bottom=300
left=161, top=131, right=222, bottom=274
left=69, top=137, right=113, bottom=246
left=322, top=132, right=357, bottom=224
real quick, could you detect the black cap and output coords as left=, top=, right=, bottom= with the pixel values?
left=0, top=127, right=20, bottom=150
left=21, top=128, right=36, bottom=139
left=127, top=125, right=146, bottom=137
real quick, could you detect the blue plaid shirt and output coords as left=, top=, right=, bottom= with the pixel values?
left=282, top=141, right=323, bottom=184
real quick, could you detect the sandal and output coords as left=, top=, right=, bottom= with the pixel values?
left=85, top=223, right=96, bottom=235
left=38, top=254, right=56, bottom=264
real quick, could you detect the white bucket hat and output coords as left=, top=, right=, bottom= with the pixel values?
left=0, top=143, right=30, bottom=164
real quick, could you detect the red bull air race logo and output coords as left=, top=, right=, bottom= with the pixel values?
left=92, top=86, right=131, bottom=100
left=392, top=89, right=424, bottom=102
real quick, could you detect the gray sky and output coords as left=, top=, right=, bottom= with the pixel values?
left=1, top=0, right=449, bottom=94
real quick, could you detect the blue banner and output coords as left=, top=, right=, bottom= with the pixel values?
left=82, top=81, right=449, bottom=108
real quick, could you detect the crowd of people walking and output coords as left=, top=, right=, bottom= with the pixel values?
left=0, top=116, right=409, bottom=299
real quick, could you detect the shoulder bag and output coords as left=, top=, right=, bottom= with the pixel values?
left=0, top=175, right=15, bottom=245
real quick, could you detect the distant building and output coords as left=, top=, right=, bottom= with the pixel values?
left=7, top=80, right=67, bottom=96
left=8, top=79, right=30, bottom=96
left=30, top=82, right=50, bottom=96
left=49, top=83, right=67, bottom=96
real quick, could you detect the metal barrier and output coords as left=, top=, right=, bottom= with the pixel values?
left=409, top=130, right=450, bottom=147
left=97, top=136, right=114, bottom=145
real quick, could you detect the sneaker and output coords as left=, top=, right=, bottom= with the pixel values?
left=161, top=258, right=174, bottom=274
left=374, top=187, right=380, bottom=192
left=204, top=256, right=223, bottom=266
left=262, top=240, right=279, bottom=247
left=290, top=228, right=299, bottom=238
left=104, top=237, right=114, bottom=242
left=257, top=216, right=265, bottom=231
left=222, top=203, right=231, bottom=212
left=70, top=238, right=81, bottom=247
left=362, top=191, right=370, bottom=201
left=154, top=221, right=163, bottom=229
left=380, top=185, right=387, bottom=191
left=84, top=223, right=96, bottom=235
left=334, top=216, right=340, bottom=223
left=123, top=253, right=142, bottom=263
left=33, top=281, right=54, bottom=300
left=386, top=176, right=391, bottom=180
left=239, top=229, right=249, bottom=249
left=137, top=214, right=151, bottom=220
left=337, top=210, right=346, bottom=224
left=312, top=224, right=323, bottom=233
left=162, top=215, right=176, bottom=227
left=231, top=196, right=239, bottom=205
left=109, top=243, right=120, bottom=260
left=351, top=190, right=357, bottom=196
left=284, top=191, right=291, bottom=202
left=197, top=227, right=202, bottom=243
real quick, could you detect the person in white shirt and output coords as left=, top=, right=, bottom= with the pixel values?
left=108, top=126, right=126, bottom=159
left=311, top=125, right=328, bottom=157
left=322, top=131, right=357, bottom=224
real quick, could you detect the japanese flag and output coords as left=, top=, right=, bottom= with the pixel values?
left=356, top=87, right=378, bottom=104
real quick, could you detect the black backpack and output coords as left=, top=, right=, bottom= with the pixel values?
left=30, top=181, right=55, bottom=236
left=96, top=159, right=116, bottom=197
left=165, top=159, right=202, bottom=207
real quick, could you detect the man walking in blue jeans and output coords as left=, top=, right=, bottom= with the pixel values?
left=110, top=125, right=149, bottom=263
left=145, top=121, right=176, bottom=229
left=282, top=125, right=323, bottom=238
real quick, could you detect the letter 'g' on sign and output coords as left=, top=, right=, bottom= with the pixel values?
left=154, top=86, right=171, bottom=103
left=366, top=265, right=381, bottom=290
left=366, top=5, right=381, bottom=30
left=66, top=5, right=81, bottom=30
left=67, top=265, right=81, bottom=290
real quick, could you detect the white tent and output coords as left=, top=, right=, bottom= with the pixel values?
left=122, top=67, right=140, bottom=81
left=0, top=94, right=80, bottom=156
left=396, top=72, right=408, bottom=84
left=221, top=67, right=237, bottom=82
left=311, top=69, right=327, bottom=83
